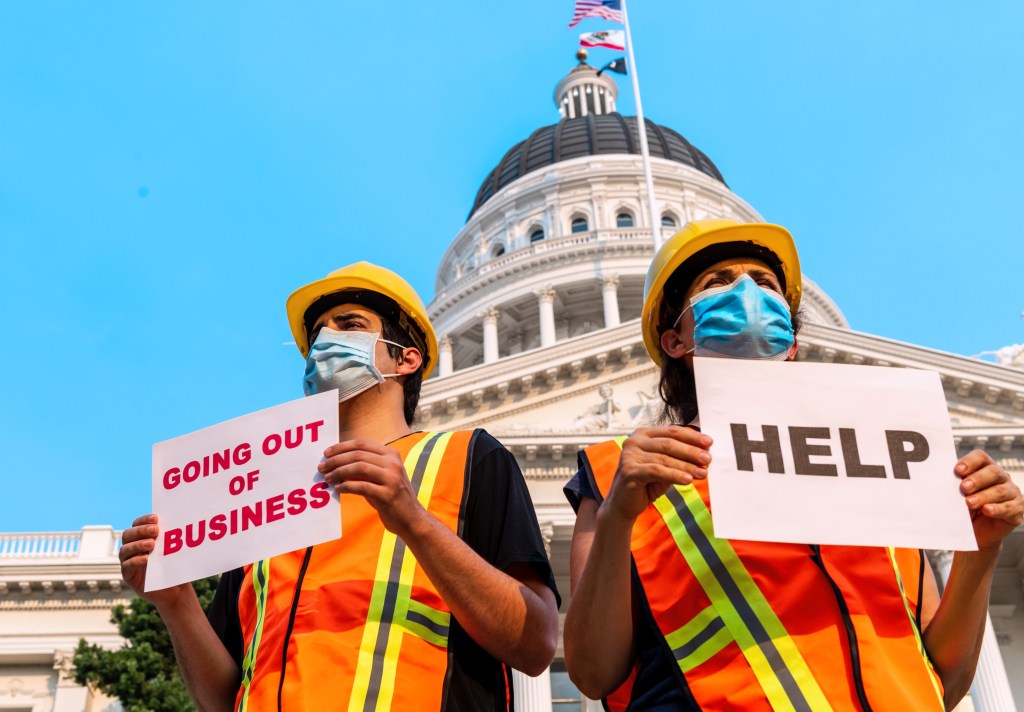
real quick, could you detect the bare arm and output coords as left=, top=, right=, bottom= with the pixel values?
left=562, top=427, right=712, bottom=698
left=564, top=497, right=636, bottom=698
left=921, top=450, right=1024, bottom=710
left=320, top=440, right=558, bottom=676
left=120, top=515, right=241, bottom=712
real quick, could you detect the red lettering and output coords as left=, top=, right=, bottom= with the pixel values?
left=163, top=468, right=181, bottom=490
left=212, top=449, right=231, bottom=474
left=209, top=514, right=227, bottom=541
left=262, top=433, right=282, bottom=456
left=287, top=487, right=308, bottom=516
left=164, top=528, right=183, bottom=555
left=266, top=494, right=285, bottom=523
left=284, top=427, right=303, bottom=449
left=185, top=521, right=206, bottom=548
left=230, top=508, right=238, bottom=535
left=310, top=481, right=331, bottom=509
left=183, top=460, right=201, bottom=483
left=234, top=442, right=252, bottom=465
left=305, top=419, right=324, bottom=443
left=242, top=501, right=263, bottom=530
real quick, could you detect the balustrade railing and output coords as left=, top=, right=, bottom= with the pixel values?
left=434, top=228, right=654, bottom=304
left=0, top=527, right=121, bottom=561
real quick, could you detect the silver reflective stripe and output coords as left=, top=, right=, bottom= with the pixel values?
left=362, top=433, right=444, bottom=711
left=664, top=487, right=814, bottom=712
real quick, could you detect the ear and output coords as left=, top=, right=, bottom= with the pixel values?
left=394, top=346, right=423, bottom=376
left=661, top=328, right=691, bottom=360
left=786, top=336, right=799, bottom=362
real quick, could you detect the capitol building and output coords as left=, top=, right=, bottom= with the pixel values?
left=2, top=54, right=1023, bottom=711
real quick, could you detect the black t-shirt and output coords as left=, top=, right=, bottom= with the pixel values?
left=565, top=466, right=699, bottom=711
left=208, top=430, right=559, bottom=711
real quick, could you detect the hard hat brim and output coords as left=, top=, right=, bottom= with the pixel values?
left=287, top=268, right=438, bottom=380
left=641, top=222, right=801, bottom=365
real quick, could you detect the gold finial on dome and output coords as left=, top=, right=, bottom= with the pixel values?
left=576, top=48, right=588, bottom=64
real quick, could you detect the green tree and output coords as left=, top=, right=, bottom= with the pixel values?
left=72, top=577, right=220, bottom=712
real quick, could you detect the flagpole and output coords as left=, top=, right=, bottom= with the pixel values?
left=619, top=0, right=661, bottom=249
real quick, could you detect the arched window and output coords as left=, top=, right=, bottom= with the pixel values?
left=571, top=217, right=589, bottom=234
left=530, top=228, right=545, bottom=243
left=661, top=214, right=678, bottom=229
left=491, top=244, right=505, bottom=258
left=616, top=212, right=634, bottom=228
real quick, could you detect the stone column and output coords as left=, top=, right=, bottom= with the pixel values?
left=512, top=668, right=553, bottom=712
left=929, top=551, right=1016, bottom=712
left=482, top=307, right=500, bottom=364
left=602, top=275, right=621, bottom=328
left=536, top=288, right=557, bottom=348
left=439, top=335, right=453, bottom=377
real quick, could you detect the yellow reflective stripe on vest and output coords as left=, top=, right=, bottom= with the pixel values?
left=236, top=558, right=270, bottom=712
left=665, top=604, right=731, bottom=672
left=653, top=485, right=831, bottom=712
left=401, top=597, right=451, bottom=648
left=886, top=547, right=944, bottom=708
left=348, top=432, right=455, bottom=712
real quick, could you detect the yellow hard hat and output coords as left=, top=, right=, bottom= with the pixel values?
left=286, top=262, right=438, bottom=379
left=641, top=220, right=802, bottom=365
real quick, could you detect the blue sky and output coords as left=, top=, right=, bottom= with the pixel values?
left=1, top=1, right=1021, bottom=532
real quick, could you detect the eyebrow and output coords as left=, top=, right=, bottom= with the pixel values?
left=698, top=267, right=779, bottom=285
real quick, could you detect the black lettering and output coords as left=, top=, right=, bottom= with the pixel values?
left=839, top=428, right=886, bottom=478
left=790, top=427, right=837, bottom=477
left=886, top=430, right=930, bottom=480
left=731, top=424, right=785, bottom=473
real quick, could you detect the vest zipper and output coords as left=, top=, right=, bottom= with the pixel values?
left=809, top=545, right=872, bottom=712
left=277, top=546, right=314, bottom=712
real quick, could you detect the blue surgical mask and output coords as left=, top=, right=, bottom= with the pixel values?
left=303, top=328, right=404, bottom=401
left=683, top=274, right=795, bottom=360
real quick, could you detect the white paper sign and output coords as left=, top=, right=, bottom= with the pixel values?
left=146, top=390, right=341, bottom=591
left=693, top=358, right=976, bottom=551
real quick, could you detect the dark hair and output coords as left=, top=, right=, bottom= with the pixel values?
left=656, top=248, right=800, bottom=424
left=303, top=291, right=425, bottom=426
left=379, top=315, right=423, bottom=426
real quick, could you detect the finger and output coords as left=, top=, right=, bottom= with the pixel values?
left=623, top=463, right=697, bottom=488
left=634, top=426, right=713, bottom=449
left=960, top=463, right=1008, bottom=496
left=633, top=437, right=712, bottom=467
left=121, top=523, right=159, bottom=545
left=323, top=439, right=395, bottom=458
left=130, top=514, right=158, bottom=528
left=121, top=556, right=149, bottom=576
left=119, top=538, right=157, bottom=562
left=333, top=480, right=384, bottom=499
left=965, top=481, right=1018, bottom=508
left=324, top=461, right=392, bottom=486
left=955, top=449, right=995, bottom=478
left=318, top=449, right=396, bottom=475
left=980, top=500, right=1024, bottom=525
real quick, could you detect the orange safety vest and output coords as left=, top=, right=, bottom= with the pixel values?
left=234, top=431, right=482, bottom=712
left=580, top=437, right=945, bottom=712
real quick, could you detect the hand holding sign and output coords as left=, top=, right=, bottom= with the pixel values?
left=319, top=439, right=426, bottom=538
left=956, top=449, right=1024, bottom=550
left=603, top=426, right=711, bottom=524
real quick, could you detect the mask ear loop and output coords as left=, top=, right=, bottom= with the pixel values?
left=377, top=337, right=420, bottom=379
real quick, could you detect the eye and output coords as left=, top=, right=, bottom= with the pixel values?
left=703, top=277, right=728, bottom=288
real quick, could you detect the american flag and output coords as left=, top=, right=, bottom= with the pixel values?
left=568, top=0, right=623, bottom=29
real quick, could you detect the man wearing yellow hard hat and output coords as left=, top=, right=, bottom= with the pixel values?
left=561, top=221, right=1023, bottom=710
left=120, top=262, right=559, bottom=711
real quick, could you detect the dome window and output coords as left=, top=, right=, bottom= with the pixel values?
left=491, top=244, right=506, bottom=258
left=530, top=228, right=545, bottom=243
left=616, top=212, right=634, bottom=228
left=661, top=214, right=678, bottom=229
left=571, top=217, right=589, bottom=234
